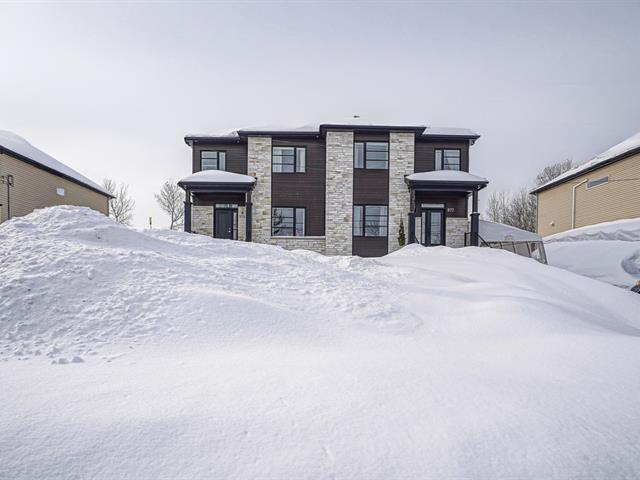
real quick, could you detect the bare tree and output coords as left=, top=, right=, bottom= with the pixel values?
left=485, top=188, right=536, bottom=232
left=102, top=178, right=135, bottom=226
left=535, top=158, right=574, bottom=186
left=485, top=190, right=509, bottom=225
left=485, top=159, right=572, bottom=232
left=154, top=181, right=184, bottom=230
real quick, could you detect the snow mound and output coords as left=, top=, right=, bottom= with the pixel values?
left=1, top=205, right=638, bottom=362
left=544, top=218, right=640, bottom=287
left=545, top=217, right=640, bottom=243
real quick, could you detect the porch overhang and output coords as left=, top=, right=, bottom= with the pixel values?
left=404, top=171, right=488, bottom=193
left=178, top=170, right=256, bottom=240
left=177, top=170, right=256, bottom=193
left=404, top=171, right=489, bottom=247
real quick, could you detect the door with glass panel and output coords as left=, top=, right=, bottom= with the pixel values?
left=421, top=205, right=445, bottom=246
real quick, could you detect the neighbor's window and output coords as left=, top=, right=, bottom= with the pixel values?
left=272, top=207, right=305, bottom=236
left=587, top=176, right=609, bottom=189
left=435, top=149, right=461, bottom=170
left=354, top=142, right=389, bottom=169
left=272, top=147, right=306, bottom=173
left=201, top=151, right=226, bottom=171
left=353, top=205, right=388, bottom=237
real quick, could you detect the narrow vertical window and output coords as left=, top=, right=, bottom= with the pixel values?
left=353, top=205, right=364, bottom=236
left=354, top=142, right=365, bottom=168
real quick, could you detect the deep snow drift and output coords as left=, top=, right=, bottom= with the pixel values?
left=545, top=218, right=640, bottom=287
left=1, top=206, right=640, bottom=479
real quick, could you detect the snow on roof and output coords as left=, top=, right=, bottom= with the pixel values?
left=0, top=130, right=111, bottom=196
left=533, top=131, right=640, bottom=193
left=185, top=121, right=479, bottom=139
left=479, top=220, right=541, bottom=243
left=406, top=170, right=488, bottom=184
left=422, top=127, right=479, bottom=138
left=178, top=170, right=256, bottom=185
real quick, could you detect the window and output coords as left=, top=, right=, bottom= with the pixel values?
left=56, top=187, right=65, bottom=197
left=435, top=149, right=461, bottom=170
left=354, top=142, right=389, bottom=169
left=272, top=147, right=306, bottom=173
left=587, top=176, right=609, bottom=189
left=201, top=151, right=226, bottom=171
left=272, top=207, right=305, bottom=236
left=353, top=205, right=388, bottom=237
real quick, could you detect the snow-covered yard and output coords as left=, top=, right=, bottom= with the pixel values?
left=545, top=218, right=640, bottom=288
left=1, top=207, right=640, bottom=479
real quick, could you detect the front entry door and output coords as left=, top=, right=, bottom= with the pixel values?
left=214, top=209, right=235, bottom=239
left=422, top=208, right=445, bottom=246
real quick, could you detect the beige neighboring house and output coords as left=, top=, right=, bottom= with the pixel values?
left=0, top=131, right=112, bottom=223
left=531, top=131, right=640, bottom=237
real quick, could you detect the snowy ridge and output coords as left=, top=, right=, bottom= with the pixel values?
left=544, top=218, right=640, bottom=287
left=545, top=217, right=640, bottom=243
left=0, top=130, right=111, bottom=196
left=1, top=207, right=640, bottom=479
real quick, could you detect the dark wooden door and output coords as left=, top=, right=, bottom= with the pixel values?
left=423, top=209, right=445, bottom=246
left=214, top=209, right=234, bottom=239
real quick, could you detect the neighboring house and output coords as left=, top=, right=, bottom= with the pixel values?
left=0, top=131, right=112, bottom=223
left=179, top=122, right=488, bottom=257
left=531, top=131, right=640, bottom=237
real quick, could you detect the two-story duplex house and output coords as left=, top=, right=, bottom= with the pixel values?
left=178, top=122, right=488, bottom=256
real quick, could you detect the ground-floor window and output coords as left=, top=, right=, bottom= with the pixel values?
left=353, top=205, right=388, bottom=237
left=272, top=207, right=305, bottom=236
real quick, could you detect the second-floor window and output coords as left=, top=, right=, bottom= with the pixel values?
left=272, top=147, right=306, bottom=173
left=201, top=151, right=226, bottom=171
left=353, top=205, right=388, bottom=237
left=435, top=149, right=461, bottom=170
left=272, top=207, right=305, bottom=236
left=354, top=142, right=389, bottom=169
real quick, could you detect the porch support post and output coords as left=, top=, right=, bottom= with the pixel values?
left=408, top=212, right=416, bottom=244
left=470, top=188, right=480, bottom=246
left=184, top=189, right=192, bottom=233
left=408, top=186, right=416, bottom=244
left=245, top=191, right=252, bottom=242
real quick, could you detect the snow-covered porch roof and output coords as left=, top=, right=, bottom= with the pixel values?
left=405, top=170, right=489, bottom=191
left=177, top=170, right=256, bottom=193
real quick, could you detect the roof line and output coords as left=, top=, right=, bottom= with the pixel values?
left=530, top=145, right=640, bottom=194
left=0, top=146, right=114, bottom=198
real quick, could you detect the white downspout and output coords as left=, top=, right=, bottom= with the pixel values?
left=571, top=179, right=588, bottom=229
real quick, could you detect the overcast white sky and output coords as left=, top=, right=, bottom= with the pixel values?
left=1, top=1, right=639, bottom=228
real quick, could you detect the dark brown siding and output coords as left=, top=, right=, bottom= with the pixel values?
left=415, top=140, right=469, bottom=173
left=271, top=138, right=326, bottom=236
left=192, top=143, right=248, bottom=174
left=415, top=192, right=468, bottom=218
left=353, top=169, right=389, bottom=204
left=352, top=133, right=390, bottom=256
left=352, top=237, right=388, bottom=257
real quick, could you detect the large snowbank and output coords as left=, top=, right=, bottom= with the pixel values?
left=545, top=218, right=640, bottom=287
left=1, top=206, right=640, bottom=479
